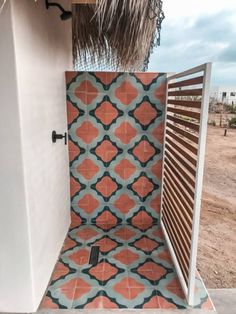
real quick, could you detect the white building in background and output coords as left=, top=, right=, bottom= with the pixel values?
left=211, top=86, right=236, bottom=105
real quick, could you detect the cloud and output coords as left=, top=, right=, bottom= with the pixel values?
left=192, top=12, right=235, bottom=42
left=148, top=10, right=236, bottom=86
left=212, top=62, right=236, bottom=86
left=217, top=44, right=236, bottom=62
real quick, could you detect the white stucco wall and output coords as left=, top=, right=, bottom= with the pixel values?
left=0, top=0, right=72, bottom=311
left=0, top=2, right=34, bottom=311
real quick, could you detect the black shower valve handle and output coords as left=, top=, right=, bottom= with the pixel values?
left=52, top=130, right=67, bottom=145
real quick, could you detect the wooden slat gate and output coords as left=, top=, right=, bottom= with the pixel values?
left=160, top=63, right=212, bottom=306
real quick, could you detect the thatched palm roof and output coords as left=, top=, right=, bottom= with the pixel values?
left=72, top=0, right=164, bottom=71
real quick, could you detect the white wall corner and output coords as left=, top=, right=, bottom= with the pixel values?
left=0, top=0, right=73, bottom=311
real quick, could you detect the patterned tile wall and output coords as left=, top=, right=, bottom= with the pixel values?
left=66, top=72, right=167, bottom=228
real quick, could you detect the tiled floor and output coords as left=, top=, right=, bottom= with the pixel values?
left=40, top=222, right=214, bottom=310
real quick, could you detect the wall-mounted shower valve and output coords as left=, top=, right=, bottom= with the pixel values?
left=52, top=130, right=67, bottom=145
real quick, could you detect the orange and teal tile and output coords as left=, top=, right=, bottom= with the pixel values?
left=39, top=72, right=214, bottom=310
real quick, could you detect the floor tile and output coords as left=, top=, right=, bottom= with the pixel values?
left=40, top=223, right=213, bottom=310
left=40, top=295, right=60, bottom=309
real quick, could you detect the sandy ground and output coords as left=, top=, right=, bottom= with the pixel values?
left=197, top=126, right=236, bottom=288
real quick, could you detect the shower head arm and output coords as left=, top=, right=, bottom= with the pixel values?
left=45, top=0, right=72, bottom=20
left=46, top=0, right=66, bottom=13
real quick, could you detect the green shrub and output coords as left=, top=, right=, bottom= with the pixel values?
left=229, top=117, right=236, bottom=127
left=208, top=120, right=216, bottom=126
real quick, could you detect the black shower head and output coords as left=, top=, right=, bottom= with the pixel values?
left=60, top=11, right=72, bottom=21
left=45, top=0, right=72, bottom=21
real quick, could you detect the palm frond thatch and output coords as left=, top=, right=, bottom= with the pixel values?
left=72, top=0, right=164, bottom=71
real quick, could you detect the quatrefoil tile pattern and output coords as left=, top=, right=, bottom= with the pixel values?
left=67, top=72, right=166, bottom=225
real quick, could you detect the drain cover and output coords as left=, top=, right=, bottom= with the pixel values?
left=89, top=246, right=100, bottom=266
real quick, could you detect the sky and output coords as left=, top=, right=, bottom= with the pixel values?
left=149, top=0, right=236, bottom=87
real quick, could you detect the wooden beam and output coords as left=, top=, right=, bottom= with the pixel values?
left=168, top=76, right=204, bottom=89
